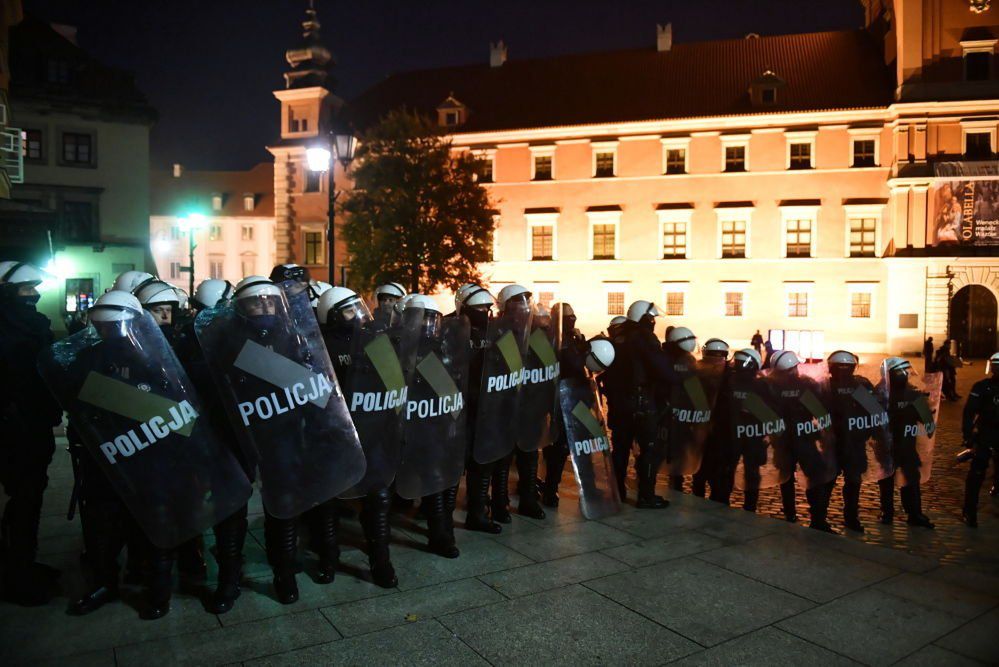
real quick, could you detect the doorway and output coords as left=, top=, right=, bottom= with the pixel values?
left=949, top=285, right=998, bottom=358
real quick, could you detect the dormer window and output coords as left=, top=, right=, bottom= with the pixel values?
left=436, top=94, right=468, bottom=128
left=761, top=87, right=777, bottom=105
left=962, top=39, right=996, bottom=81
left=243, top=194, right=255, bottom=211
left=750, top=70, right=785, bottom=108
left=211, top=193, right=223, bottom=211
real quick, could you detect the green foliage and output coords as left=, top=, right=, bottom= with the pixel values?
left=340, top=108, right=496, bottom=295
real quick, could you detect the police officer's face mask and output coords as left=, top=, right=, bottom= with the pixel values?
left=639, top=315, right=655, bottom=331
left=242, top=297, right=279, bottom=331
left=14, top=284, right=40, bottom=307
left=466, top=305, right=490, bottom=329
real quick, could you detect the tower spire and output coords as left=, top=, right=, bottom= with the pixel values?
left=284, top=0, right=334, bottom=90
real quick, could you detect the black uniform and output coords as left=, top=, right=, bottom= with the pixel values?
left=962, top=376, right=999, bottom=526
left=0, top=298, right=62, bottom=605
left=541, top=329, right=588, bottom=507
left=883, top=374, right=935, bottom=528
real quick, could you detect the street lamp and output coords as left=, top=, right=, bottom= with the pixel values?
left=178, top=212, right=206, bottom=296
left=307, top=128, right=357, bottom=284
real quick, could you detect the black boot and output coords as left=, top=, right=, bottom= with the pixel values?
left=424, top=492, right=459, bottom=559
left=309, top=500, right=340, bottom=584
left=669, top=475, right=684, bottom=492
left=743, top=488, right=759, bottom=513
left=780, top=479, right=798, bottom=523
left=636, top=457, right=668, bottom=510
left=142, top=545, right=173, bottom=620
left=210, top=505, right=247, bottom=614
left=964, top=468, right=985, bottom=528
left=516, top=451, right=546, bottom=519
left=806, top=483, right=835, bottom=533
left=842, top=480, right=864, bottom=533
left=177, top=535, right=207, bottom=585
left=68, top=497, right=124, bottom=616
left=541, top=446, right=565, bottom=508
left=491, top=455, right=512, bottom=523
left=691, top=471, right=707, bottom=498
left=465, top=465, right=501, bottom=533
left=901, top=484, right=934, bottom=529
left=362, top=489, right=398, bottom=588
left=264, top=513, right=299, bottom=605
left=877, top=477, right=894, bottom=524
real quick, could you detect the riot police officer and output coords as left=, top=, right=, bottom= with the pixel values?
left=373, top=282, right=407, bottom=322
left=136, top=280, right=181, bottom=341
left=663, top=326, right=700, bottom=493
left=112, top=270, right=157, bottom=295
left=542, top=304, right=586, bottom=507
left=961, top=351, right=999, bottom=527
left=693, top=338, right=729, bottom=499
left=269, top=263, right=310, bottom=285
left=0, top=261, right=62, bottom=606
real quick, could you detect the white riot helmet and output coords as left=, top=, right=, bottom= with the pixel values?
left=393, top=293, right=415, bottom=315
left=0, top=261, right=45, bottom=288
left=406, top=294, right=444, bottom=338
left=733, top=347, right=762, bottom=371
left=771, top=350, right=801, bottom=373
left=375, top=282, right=406, bottom=300
left=112, top=270, right=156, bottom=294
left=317, top=286, right=371, bottom=326
left=987, top=351, right=999, bottom=376
left=883, top=356, right=912, bottom=376
left=454, top=283, right=478, bottom=312
left=309, top=280, right=333, bottom=309
left=174, top=287, right=189, bottom=311
left=585, top=337, right=616, bottom=373
left=667, top=326, right=697, bottom=353
left=626, top=300, right=663, bottom=323
left=827, top=350, right=859, bottom=369
left=460, top=285, right=495, bottom=311
left=234, top=275, right=282, bottom=300
left=405, top=294, right=442, bottom=314
left=135, top=280, right=180, bottom=309
left=192, top=279, right=234, bottom=310
left=88, top=291, right=143, bottom=336
left=497, top=284, right=531, bottom=308
left=609, top=316, right=627, bottom=327
left=702, top=337, right=730, bottom=359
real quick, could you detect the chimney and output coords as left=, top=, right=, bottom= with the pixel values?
left=490, top=40, right=507, bottom=68
left=172, top=163, right=183, bottom=178
left=656, top=23, right=672, bottom=52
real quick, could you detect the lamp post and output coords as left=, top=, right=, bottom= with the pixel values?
left=178, top=212, right=206, bottom=296
left=307, top=129, right=356, bottom=284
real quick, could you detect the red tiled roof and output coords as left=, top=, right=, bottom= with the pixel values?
left=347, top=29, right=894, bottom=134
left=150, top=163, right=274, bottom=217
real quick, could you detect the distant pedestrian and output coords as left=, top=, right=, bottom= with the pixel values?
left=923, top=337, right=935, bottom=374
left=763, top=339, right=774, bottom=368
left=751, top=330, right=764, bottom=356
left=936, top=339, right=961, bottom=401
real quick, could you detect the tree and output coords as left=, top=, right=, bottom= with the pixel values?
left=340, top=109, right=496, bottom=295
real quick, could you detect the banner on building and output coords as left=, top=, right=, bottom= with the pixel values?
left=931, top=161, right=999, bottom=247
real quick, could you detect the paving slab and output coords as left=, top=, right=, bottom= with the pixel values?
left=478, top=551, right=628, bottom=598
left=494, top=518, right=638, bottom=561
left=923, top=564, right=999, bottom=598
left=601, top=529, right=725, bottom=568
left=777, top=588, right=966, bottom=665
left=115, top=609, right=339, bottom=666
left=440, top=584, right=698, bottom=666
left=320, top=577, right=503, bottom=637
left=934, top=607, right=999, bottom=664
left=33, top=649, right=116, bottom=667
left=873, top=572, right=998, bottom=620
left=697, top=533, right=899, bottom=603
left=586, top=557, right=813, bottom=647
left=667, top=626, right=859, bottom=666
left=392, top=535, right=533, bottom=591
left=895, top=644, right=988, bottom=666
left=244, top=619, right=488, bottom=666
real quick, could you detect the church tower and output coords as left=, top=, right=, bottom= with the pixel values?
left=268, top=1, right=344, bottom=277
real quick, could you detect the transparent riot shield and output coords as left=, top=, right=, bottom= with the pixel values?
left=397, top=311, right=471, bottom=499
left=830, top=366, right=893, bottom=483
left=337, top=315, right=417, bottom=499
left=195, top=286, right=366, bottom=519
left=38, top=312, right=252, bottom=549
left=730, top=374, right=792, bottom=491
left=768, top=364, right=838, bottom=490
left=517, top=310, right=559, bottom=452
left=557, top=375, right=621, bottom=519
left=667, top=358, right=722, bottom=476
left=473, top=298, right=532, bottom=464
left=888, top=369, right=942, bottom=487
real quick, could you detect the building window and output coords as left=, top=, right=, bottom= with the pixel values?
left=209, top=224, right=222, bottom=241
left=169, top=262, right=181, bottom=280
left=761, top=87, right=777, bottom=105
left=60, top=201, right=95, bottom=241
left=852, top=139, right=876, bottom=167
left=211, top=194, right=223, bottom=211
left=606, top=291, right=625, bottom=316
left=24, top=129, right=42, bottom=161
left=288, top=107, right=308, bottom=133
left=662, top=221, right=687, bottom=258
left=241, top=224, right=254, bottom=241
left=965, top=131, right=993, bottom=158
left=531, top=225, right=553, bottom=260
left=720, top=219, right=747, bottom=258
left=594, top=151, right=615, bottom=178
left=665, top=291, right=684, bottom=316
left=787, top=291, right=808, bottom=318
left=61, top=132, right=92, bottom=165
left=241, top=255, right=256, bottom=277
left=785, top=218, right=812, bottom=258
left=170, top=225, right=181, bottom=241
left=592, top=223, right=616, bottom=259
left=243, top=194, right=255, bottom=211
left=304, top=231, right=323, bottom=265
left=533, top=155, right=553, bottom=181
left=209, top=259, right=224, bottom=280
left=534, top=284, right=557, bottom=309
left=849, top=217, right=877, bottom=257
left=664, top=148, right=686, bottom=175
left=724, top=145, right=746, bottom=172
left=444, top=110, right=459, bottom=126
left=789, top=142, right=812, bottom=169
left=477, top=153, right=494, bottom=183
left=724, top=291, right=744, bottom=317
left=851, top=291, right=872, bottom=318
left=305, top=170, right=322, bottom=192
left=965, top=51, right=992, bottom=82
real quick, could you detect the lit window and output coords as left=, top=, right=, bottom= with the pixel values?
left=965, top=131, right=992, bottom=158
left=789, top=142, right=811, bottom=169
left=724, top=291, right=744, bottom=317
left=665, top=148, right=686, bottom=175
left=724, top=145, right=746, bottom=172
left=606, top=291, right=625, bottom=316
left=534, top=285, right=557, bottom=309
left=304, top=232, right=323, bottom=265
left=849, top=218, right=877, bottom=257
left=243, top=194, right=255, bottom=211
left=533, top=155, right=553, bottom=181
left=241, top=224, right=254, bottom=241
left=531, top=225, right=553, bottom=260
left=787, top=292, right=808, bottom=318
left=169, top=262, right=181, bottom=280
left=241, top=256, right=256, bottom=278
left=592, top=224, right=616, bottom=259
left=24, top=129, right=42, bottom=160
left=852, top=139, right=876, bottom=167
left=851, top=291, right=872, bottom=318
left=209, top=224, right=222, bottom=241
left=665, top=291, right=684, bottom=316
left=662, top=222, right=687, bottom=258
left=61, top=132, right=92, bottom=165
left=721, top=220, right=747, bottom=258
left=305, top=170, right=321, bottom=192
left=594, top=152, right=615, bottom=178
left=785, top=218, right=812, bottom=258
left=209, top=259, right=224, bottom=280
left=211, top=194, right=223, bottom=211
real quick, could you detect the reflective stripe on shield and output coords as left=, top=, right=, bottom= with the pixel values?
left=79, top=372, right=196, bottom=437
left=234, top=339, right=332, bottom=409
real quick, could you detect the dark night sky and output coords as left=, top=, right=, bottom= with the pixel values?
left=23, top=0, right=863, bottom=171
